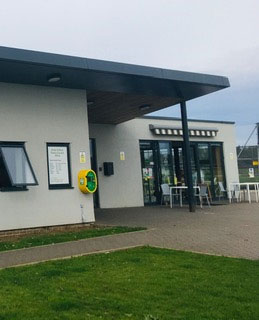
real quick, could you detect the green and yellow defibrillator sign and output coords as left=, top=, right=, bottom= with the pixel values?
left=78, top=169, right=97, bottom=194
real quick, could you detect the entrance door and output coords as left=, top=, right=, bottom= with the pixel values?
left=158, top=142, right=174, bottom=185
left=196, top=142, right=226, bottom=199
left=89, top=138, right=99, bottom=208
left=140, top=141, right=159, bottom=205
left=172, top=144, right=198, bottom=186
left=211, top=143, right=226, bottom=198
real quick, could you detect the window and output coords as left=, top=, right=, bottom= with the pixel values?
left=0, top=143, right=38, bottom=191
left=47, top=143, right=72, bottom=189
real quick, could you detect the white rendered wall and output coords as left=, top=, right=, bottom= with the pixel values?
left=89, top=117, right=239, bottom=208
left=0, top=83, right=94, bottom=231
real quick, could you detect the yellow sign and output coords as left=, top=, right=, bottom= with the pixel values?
left=80, top=152, right=86, bottom=163
left=120, top=151, right=125, bottom=161
left=253, top=161, right=259, bottom=166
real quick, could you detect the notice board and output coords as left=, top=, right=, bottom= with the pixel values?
left=47, top=143, right=72, bottom=189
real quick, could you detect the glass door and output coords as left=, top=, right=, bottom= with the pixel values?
left=140, top=141, right=159, bottom=205
left=196, top=142, right=226, bottom=199
left=172, top=144, right=198, bottom=186
left=158, top=142, right=174, bottom=185
left=211, top=143, right=226, bottom=198
left=172, top=145, right=184, bottom=185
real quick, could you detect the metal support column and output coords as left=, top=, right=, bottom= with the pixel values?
left=180, top=101, right=195, bottom=212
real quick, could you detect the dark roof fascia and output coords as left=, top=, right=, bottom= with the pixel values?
left=0, top=46, right=230, bottom=88
left=139, top=115, right=235, bottom=125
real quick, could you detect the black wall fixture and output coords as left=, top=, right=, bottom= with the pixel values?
left=103, top=162, right=114, bottom=176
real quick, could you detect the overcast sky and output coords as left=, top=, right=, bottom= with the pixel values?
left=0, top=0, right=258, bottom=145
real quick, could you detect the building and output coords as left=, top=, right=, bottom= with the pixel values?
left=90, top=116, right=238, bottom=208
left=0, top=46, right=235, bottom=232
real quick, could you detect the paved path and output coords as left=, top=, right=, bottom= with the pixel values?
left=0, top=230, right=152, bottom=269
left=95, top=203, right=259, bottom=260
left=0, top=203, right=258, bottom=268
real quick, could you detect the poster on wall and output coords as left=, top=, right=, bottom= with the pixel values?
left=80, top=151, right=86, bottom=163
left=47, top=143, right=71, bottom=188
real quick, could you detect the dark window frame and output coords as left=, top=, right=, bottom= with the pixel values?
left=139, top=139, right=227, bottom=204
left=0, top=142, right=38, bottom=191
left=89, top=138, right=100, bottom=208
left=46, top=142, right=73, bottom=190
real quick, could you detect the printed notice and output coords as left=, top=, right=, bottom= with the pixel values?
left=48, top=146, right=69, bottom=184
left=80, top=151, right=86, bottom=163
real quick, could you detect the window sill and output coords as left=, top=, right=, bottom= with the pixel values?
left=0, top=187, right=28, bottom=192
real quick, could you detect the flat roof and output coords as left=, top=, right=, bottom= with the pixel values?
left=0, top=46, right=230, bottom=124
left=140, top=115, right=235, bottom=125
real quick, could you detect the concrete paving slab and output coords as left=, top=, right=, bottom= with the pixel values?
left=95, top=203, right=259, bottom=260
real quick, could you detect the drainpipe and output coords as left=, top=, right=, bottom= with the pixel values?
left=180, top=101, right=195, bottom=212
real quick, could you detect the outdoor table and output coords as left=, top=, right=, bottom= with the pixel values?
left=229, top=182, right=259, bottom=204
left=170, top=186, right=200, bottom=208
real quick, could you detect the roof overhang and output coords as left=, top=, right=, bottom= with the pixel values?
left=0, top=46, right=230, bottom=124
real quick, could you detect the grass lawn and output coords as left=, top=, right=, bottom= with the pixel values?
left=0, top=247, right=258, bottom=320
left=0, top=226, right=145, bottom=252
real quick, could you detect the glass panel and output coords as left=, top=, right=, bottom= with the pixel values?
left=172, top=147, right=185, bottom=185
left=1, top=146, right=37, bottom=185
left=140, top=141, right=158, bottom=205
left=142, top=149, right=157, bottom=204
left=172, top=145, right=198, bottom=187
left=190, top=147, right=198, bottom=186
left=159, top=142, right=173, bottom=185
left=198, top=144, right=212, bottom=186
left=211, top=144, right=225, bottom=191
left=198, top=144, right=209, bottom=160
left=0, top=153, right=11, bottom=188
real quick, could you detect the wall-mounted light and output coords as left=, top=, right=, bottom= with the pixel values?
left=47, top=73, right=61, bottom=83
left=139, top=104, right=151, bottom=112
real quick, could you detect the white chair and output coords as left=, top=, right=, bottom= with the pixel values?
left=218, top=181, right=227, bottom=200
left=160, top=184, right=170, bottom=205
left=198, top=185, right=210, bottom=208
left=229, top=183, right=241, bottom=203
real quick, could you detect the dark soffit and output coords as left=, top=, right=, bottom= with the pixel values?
left=0, top=46, right=230, bottom=124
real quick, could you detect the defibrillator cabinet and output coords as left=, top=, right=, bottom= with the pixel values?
left=78, top=169, right=97, bottom=194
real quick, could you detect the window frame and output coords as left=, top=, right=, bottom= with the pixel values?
left=0, top=142, right=38, bottom=188
left=46, top=142, right=73, bottom=190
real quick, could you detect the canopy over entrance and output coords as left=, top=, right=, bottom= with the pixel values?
left=0, top=46, right=229, bottom=124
